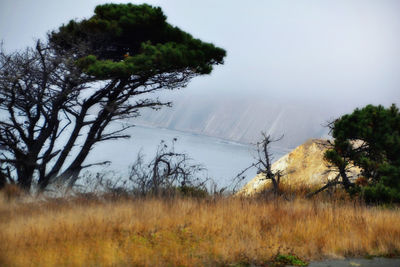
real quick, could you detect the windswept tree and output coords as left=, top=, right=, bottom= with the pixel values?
left=0, top=3, right=226, bottom=192
left=233, top=132, right=283, bottom=195
left=323, top=104, right=400, bottom=203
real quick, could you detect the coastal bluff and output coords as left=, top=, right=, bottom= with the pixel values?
left=238, top=139, right=361, bottom=196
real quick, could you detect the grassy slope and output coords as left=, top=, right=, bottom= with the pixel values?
left=1, top=195, right=400, bottom=266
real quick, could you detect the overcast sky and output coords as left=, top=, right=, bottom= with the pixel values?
left=1, top=0, right=399, bottom=113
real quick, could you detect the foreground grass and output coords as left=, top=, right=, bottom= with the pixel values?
left=0, top=195, right=400, bottom=266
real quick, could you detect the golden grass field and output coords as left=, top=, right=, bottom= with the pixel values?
left=1, top=189, right=400, bottom=266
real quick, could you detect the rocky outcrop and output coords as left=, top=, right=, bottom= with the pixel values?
left=237, top=139, right=361, bottom=196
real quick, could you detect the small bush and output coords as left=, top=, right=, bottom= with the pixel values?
left=274, top=254, right=308, bottom=266
left=177, top=185, right=208, bottom=198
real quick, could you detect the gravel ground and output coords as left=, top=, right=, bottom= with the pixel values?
left=308, top=257, right=400, bottom=267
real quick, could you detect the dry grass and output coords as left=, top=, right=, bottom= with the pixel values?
left=0, top=193, right=400, bottom=266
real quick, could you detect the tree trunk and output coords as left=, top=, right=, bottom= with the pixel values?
left=17, top=165, right=35, bottom=192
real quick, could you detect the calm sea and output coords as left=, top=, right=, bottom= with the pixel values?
left=85, top=124, right=287, bottom=189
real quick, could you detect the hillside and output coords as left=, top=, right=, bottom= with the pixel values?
left=133, top=93, right=331, bottom=149
left=238, top=139, right=361, bottom=196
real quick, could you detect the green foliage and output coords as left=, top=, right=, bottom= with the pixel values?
left=0, top=4, right=225, bottom=192
left=274, top=254, right=308, bottom=266
left=51, top=3, right=226, bottom=79
left=325, top=104, right=400, bottom=203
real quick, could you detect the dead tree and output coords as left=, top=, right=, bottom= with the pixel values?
left=129, top=139, right=208, bottom=196
left=0, top=42, right=220, bottom=192
left=233, top=132, right=283, bottom=195
left=254, top=132, right=283, bottom=195
left=0, top=43, right=169, bottom=192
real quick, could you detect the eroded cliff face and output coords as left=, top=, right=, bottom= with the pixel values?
left=133, top=94, right=331, bottom=149
left=238, top=139, right=361, bottom=196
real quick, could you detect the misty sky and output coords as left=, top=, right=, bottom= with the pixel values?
left=1, top=0, right=399, bottom=113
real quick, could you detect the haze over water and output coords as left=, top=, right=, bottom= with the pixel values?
left=85, top=124, right=287, bottom=188
left=1, top=0, right=399, bottom=188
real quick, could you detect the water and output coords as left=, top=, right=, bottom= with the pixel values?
left=85, top=124, right=287, bottom=189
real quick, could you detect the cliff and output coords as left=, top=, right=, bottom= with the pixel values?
left=237, top=139, right=361, bottom=196
left=133, top=93, right=331, bottom=149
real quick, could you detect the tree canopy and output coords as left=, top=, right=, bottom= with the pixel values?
left=324, top=104, right=400, bottom=203
left=50, top=3, right=225, bottom=78
left=0, top=3, right=226, bottom=192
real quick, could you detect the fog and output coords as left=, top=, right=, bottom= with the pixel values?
left=1, top=0, right=399, bottom=127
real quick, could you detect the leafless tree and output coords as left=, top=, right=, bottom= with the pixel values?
left=232, top=132, right=283, bottom=195
left=129, top=139, right=208, bottom=196
left=0, top=42, right=195, bottom=192
left=67, top=139, right=209, bottom=197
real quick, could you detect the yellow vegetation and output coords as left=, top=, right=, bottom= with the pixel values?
left=1, top=194, right=400, bottom=266
left=238, top=139, right=361, bottom=196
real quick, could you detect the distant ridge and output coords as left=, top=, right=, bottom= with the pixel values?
left=133, top=94, right=331, bottom=149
